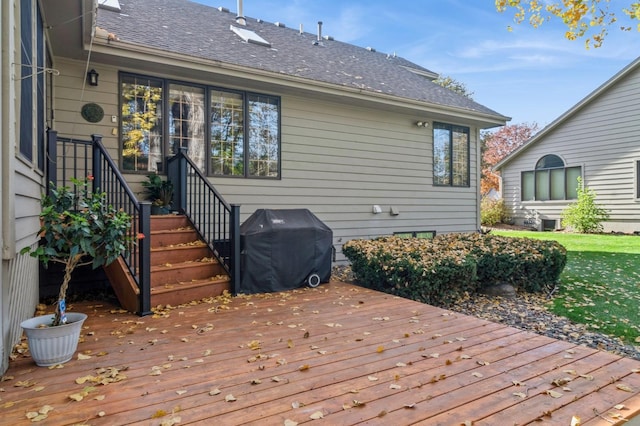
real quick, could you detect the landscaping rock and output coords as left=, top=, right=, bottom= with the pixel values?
left=480, top=283, right=516, bottom=298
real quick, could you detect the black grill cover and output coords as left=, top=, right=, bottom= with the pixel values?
left=239, top=209, right=333, bottom=294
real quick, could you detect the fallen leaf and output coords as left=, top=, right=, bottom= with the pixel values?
left=250, top=379, right=262, bottom=385
left=404, top=403, right=416, bottom=409
left=209, top=388, right=221, bottom=396
left=389, top=384, right=401, bottom=390
left=298, top=365, right=310, bottom=371
left=77, top=353, right=92, bottom=360
left=513, top=392, right=527, bottom=399
left=377, top=410, right=387, bottom=417
left=225, top=394, right=237, bottom=402
left=616, top=384, right=633, bottom=392
left=376, top=346, right=385, bottom=353
left=309, top=411, right=324, bottom=420
left=471, top=372, right=483, bottom=378
left=546, top=390, right=563, bottom=398
left=614, top=404, right=625, bottom=410
left=368, top=376, right=378, bottom=381
left=176, top=390, right=187, bottom=395
left=284, top=420, right=298, bottom=426
left=396, top=362, right=407, bottom=367
left=570, top=415, right=581, bottom=426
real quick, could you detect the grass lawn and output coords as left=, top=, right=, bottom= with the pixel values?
left=491, top=230, right=640, bottom=345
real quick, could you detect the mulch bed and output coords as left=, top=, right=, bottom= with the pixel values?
left=332, top=265, right=640, bottom=361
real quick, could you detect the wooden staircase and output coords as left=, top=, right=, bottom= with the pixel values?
left=105, top=215, right=231, bottom=313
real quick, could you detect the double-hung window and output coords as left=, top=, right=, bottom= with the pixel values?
left=120, top=73, right=280, bottom=178
left=521, top=154, right=581, bottom=201
left=433, top=122, right=470, bottom=187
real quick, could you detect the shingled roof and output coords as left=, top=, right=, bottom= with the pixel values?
left=96, top=0, right=506, bottom=120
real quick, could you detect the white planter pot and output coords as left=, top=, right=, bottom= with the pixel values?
left=20, top=312, right=87, bottom=367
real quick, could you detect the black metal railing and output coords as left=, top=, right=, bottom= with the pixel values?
left=46, top=130, right=152, bottom=315
left=167, top=148, right=241, bottom=294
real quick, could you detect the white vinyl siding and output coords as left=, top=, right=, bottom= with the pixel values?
left=499, top=60, right=640, bottom=232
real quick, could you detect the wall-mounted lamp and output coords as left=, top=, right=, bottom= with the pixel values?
left=87, top=69, right=99, bottom=86
left=415, top=121, right=429, bottom=128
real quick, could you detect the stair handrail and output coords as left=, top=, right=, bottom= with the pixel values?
left=166, top=148, right=241, bottom=294
left=46, top=130, right=152, bottom=315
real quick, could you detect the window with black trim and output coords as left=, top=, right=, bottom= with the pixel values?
left=521, top=154, right=581, bottom=201
left=433, top=122, right=469, bottom=187
left=120, top=72, right=280, bottom=178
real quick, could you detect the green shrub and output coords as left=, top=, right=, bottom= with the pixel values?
left=480, top=198, right=511, bottom=226
left=342, top=233, right=566, bottom=306
left=561, top=177, right=609, bottom=233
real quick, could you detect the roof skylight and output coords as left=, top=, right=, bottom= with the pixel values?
left=230, top=25, right=271, bottom=47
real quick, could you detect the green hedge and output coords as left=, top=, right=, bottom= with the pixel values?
left=342, top=233, right=566, bottom=306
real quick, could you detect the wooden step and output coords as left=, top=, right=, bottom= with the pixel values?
left=150, top=214, right=191, bottom=231
left=151, top=244, right=212, bottom=265
left=150, top=277, right=230, bottom=307
left=106, top=214, right=232, bottom=313
left=150, top=228, right=200, bottom=247
left=150, top=259, right=226, bottom=286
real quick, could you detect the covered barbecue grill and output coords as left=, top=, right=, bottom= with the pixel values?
left=239, top=209, right=333, bottom=294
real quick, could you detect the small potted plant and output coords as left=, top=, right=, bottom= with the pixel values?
left=20, top=176, right=133, bottom=366
left=142, top=174, right=173, bottom=214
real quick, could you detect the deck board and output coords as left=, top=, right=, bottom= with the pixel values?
left=1, top=282, right=638, bottom=425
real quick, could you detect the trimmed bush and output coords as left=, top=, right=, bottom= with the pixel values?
left=342, top=233, right=566, bottom=306
left=480, top=198, right=511, bottom=226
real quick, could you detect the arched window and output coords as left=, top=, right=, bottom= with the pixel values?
left=536, top=154, right=564, bottom=169
left=521, top=154, right=581, bottom=201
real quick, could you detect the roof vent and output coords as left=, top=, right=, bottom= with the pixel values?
left=317, top=21, right=323, bottom=42
left=366, top=46, right=376, bottom=52
left=274, top=22, right=286, bottom=28
left=218, top=7, right=230, bottom=13
left=323, top=35, right=334, bottom=41
left=236, top=0, right=246, bottom=25
left=230, top=25, right=271, bottom=47
left=98, top=0, right=121, bottom=12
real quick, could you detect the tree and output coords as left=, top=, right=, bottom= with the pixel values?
left=481, top=122, right=539, bottom=195
left=434, top=75, right=474, bottom=100
left=495, top=1, right=640, bottom=48
left=561, top=177, right=609, bottom=233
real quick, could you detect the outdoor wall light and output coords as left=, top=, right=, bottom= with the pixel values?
left=415, top=121, right=429, bottom=128
left=87, top=69, right=99, bottom=86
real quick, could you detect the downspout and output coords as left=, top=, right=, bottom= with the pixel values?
left=475, top=127, right=482, bottom=231
left=1, top=0, right=16, bottom=260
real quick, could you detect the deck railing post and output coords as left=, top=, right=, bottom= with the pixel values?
left=138, top=201, right=152, bottom=316
left=46, top=129, right=58, bottom=196
left=230, top=204, right=241, bottom=295
left=91, top=134, right=103, bottom=193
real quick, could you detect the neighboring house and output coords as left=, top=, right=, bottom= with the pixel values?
left=1, top=0, right=507, bottom=374
left=494, top=56, right=640, bottom=233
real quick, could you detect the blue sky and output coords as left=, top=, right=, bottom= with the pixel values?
left=193, top=0, right=638, bottom=127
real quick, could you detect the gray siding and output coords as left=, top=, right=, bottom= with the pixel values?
left=499, top=63, right=640, bottom=233
left=53, top=59, right=482, bottom=261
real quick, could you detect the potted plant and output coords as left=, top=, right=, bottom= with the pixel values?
left=141, top=174, right=173, bottom=214
left=20, top=176, right=133, bottom=366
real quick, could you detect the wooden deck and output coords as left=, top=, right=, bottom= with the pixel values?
left=2, top=282, right=639, bottom=425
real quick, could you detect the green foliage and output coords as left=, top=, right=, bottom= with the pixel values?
left=491, top=229, right=640, bottom=344
left=433, top=75, right=474, bottom=100
left=21, top=177, right=133, bottom=325
left=561, top=177, right=609, bottom=233
left=480, top=198, right=511, bottom=226
left=343, top=233, right=566, bottom=306
left=141, top=174, right=173, bottom=207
